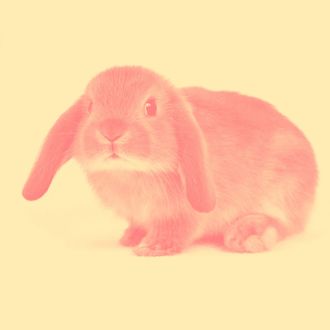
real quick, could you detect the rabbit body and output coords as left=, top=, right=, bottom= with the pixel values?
left=23, top=67, right=317, bottom=255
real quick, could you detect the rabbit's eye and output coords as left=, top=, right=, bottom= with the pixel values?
left=144, top=99, right=157, bottom=117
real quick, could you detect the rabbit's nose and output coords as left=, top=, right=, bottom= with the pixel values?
left=99, top=118, right=127, bottom=142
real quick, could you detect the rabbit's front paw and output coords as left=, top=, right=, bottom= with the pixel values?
left=119, top=226, right=146, bottom=247
left=133, top=218, right=194, bottom=256
left=223, top=214, right=285, bottom=253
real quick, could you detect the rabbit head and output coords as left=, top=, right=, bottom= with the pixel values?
left=23, top=67, right=216, bottom=212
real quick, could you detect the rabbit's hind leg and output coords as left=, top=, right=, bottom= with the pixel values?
left=222, top=214, right=287, bottom=253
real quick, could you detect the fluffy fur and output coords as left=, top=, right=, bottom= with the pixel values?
left=23, top=66, right=318, bottom=256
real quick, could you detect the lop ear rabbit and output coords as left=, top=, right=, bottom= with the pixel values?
left=23, top=66, right=317, bottom=256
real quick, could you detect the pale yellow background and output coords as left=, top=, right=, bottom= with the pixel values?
left=1, top=1, right=329, bottom=329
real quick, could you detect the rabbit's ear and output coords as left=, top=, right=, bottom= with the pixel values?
left=22, top=97, right=87, bottom=201
left=174, top=107, right=216, bottom=212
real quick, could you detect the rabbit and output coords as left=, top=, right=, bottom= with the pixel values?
left=22, top=66, right=318, bottom=256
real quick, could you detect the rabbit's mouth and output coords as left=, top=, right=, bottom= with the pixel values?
left=108, top=153, right=120, bottom=159
left=83, top=151, right=168, bottom=173
left=105, top=153, right=131, bottom=164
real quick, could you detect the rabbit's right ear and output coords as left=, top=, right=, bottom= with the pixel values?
left=22, top=97, right=88, bottom=201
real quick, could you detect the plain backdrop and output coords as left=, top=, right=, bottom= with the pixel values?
left=1, top=1, right=329, bottom=329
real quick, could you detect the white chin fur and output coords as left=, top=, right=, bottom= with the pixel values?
left=82, top=155, right=173, bottom=173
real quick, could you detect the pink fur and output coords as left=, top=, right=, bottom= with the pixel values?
left=22, top=66, right=318, bottom=256
left=22, top=97, right=88, bottom=200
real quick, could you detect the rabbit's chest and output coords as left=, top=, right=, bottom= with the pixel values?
left=87, top=171, right=183, bottom=223
left=108, top=182, right=156, bottom=222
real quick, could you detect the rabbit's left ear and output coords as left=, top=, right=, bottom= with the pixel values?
left=22, top=97, right=87, bottom=201
left=174, top=106, right=216, bottom=212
